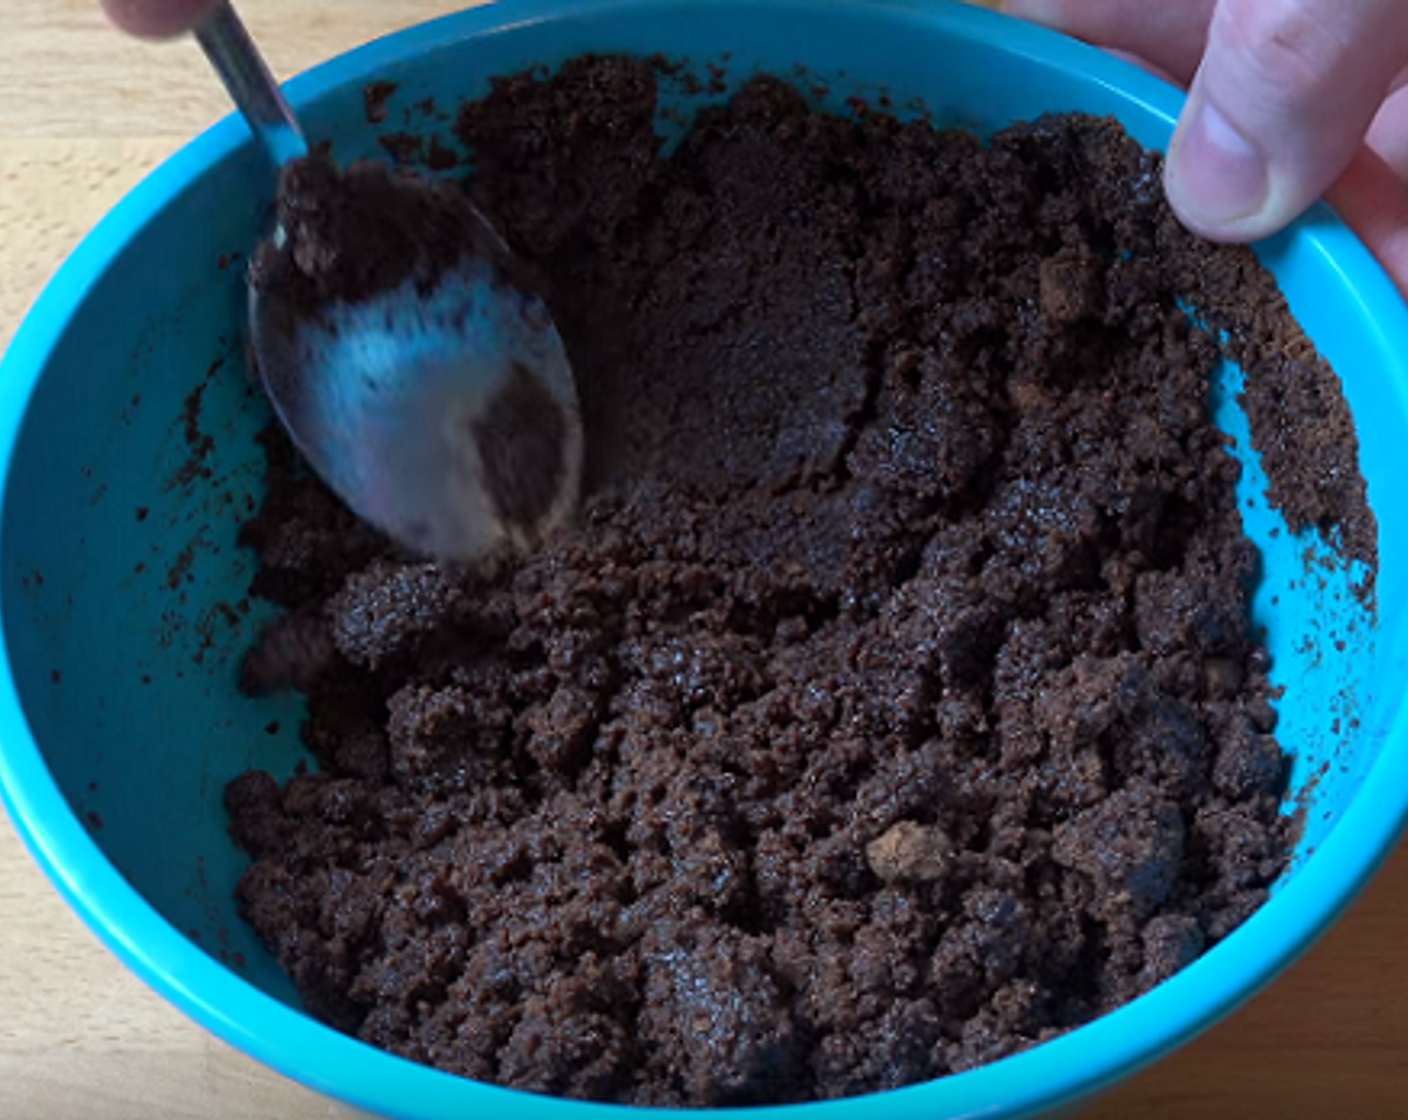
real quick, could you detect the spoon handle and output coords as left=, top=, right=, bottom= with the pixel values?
left=194, top=0, right=308, bottom=169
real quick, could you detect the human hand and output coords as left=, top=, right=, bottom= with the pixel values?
left=1002, top=0, right=1408, bottom=294
left=100, top=0, right=219, bottom=38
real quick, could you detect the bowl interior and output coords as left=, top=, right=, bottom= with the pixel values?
left=4, top=1, right=1408, bottom=1118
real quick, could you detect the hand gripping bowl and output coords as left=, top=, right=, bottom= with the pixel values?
left=3, top=1, right=1408, bottom=1118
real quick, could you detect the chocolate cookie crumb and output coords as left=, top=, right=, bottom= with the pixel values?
left=471, top=361, right=570, bottom=533
left=364, top=80, right=398, bottom=125
left=227, top=56, right=1371, bottom=1106
left=248, top=151, right=501, bottom=317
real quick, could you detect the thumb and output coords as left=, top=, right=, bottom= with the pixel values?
left=1167, top=0, right=1408, bottom=242
left=100, top=0, right=219, bottom=38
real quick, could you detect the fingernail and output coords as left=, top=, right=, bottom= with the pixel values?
left=1167, top=96, right=1269, bottom=231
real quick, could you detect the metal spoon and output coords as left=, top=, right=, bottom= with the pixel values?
left=193, top=1, right=583, bottom=560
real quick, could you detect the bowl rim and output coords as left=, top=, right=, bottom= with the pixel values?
left=3, top=0, right=1408, bottom=1117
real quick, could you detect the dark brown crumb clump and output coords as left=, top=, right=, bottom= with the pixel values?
left=248, top=150, right=504, bottom=316
left=226, top=56, right=1372, bottom=1106
left=363, top=79, right=398, bottom=125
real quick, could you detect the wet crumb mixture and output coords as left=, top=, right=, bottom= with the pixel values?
left=225, top=56, right=1373, bottom=1106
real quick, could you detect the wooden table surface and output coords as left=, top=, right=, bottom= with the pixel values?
left=2, top=1, right=1407, bottom=1117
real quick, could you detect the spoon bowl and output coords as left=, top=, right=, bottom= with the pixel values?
left=196, top=0, right=583, bottom=559
left=250, top=213, right=583, bottom=557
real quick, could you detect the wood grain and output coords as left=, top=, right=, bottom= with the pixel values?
left=2, top=2, right=1406, bottom=1117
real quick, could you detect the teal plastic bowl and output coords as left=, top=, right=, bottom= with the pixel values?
left=4, top=1, right=1408, bottom=1117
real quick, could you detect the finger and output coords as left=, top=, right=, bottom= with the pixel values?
left=1001, top=0, right=1215, bottom=86
left=1326, top=144, right=1408, bottom=303
left=1366, top=81, right=1408, bottom=183
left=1166, top=0, right=1408, bottom=243
left=100, top=0, right=219, bottom=38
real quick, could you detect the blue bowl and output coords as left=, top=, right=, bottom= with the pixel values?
left=4, top=1, right=1408, bottom=1117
